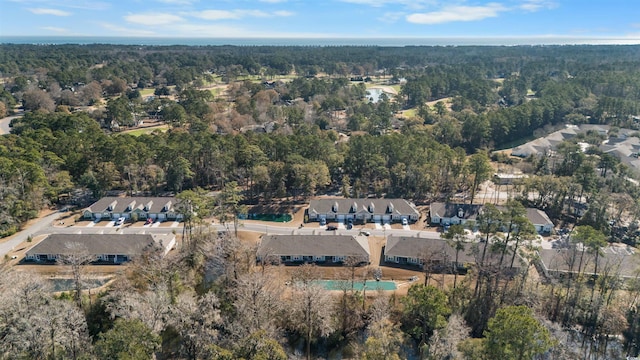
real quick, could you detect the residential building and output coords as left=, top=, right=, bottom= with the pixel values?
left=429, top=202, right=483, bottom=226
left=384, top=236, right=522, bottom=271
left=25, top=233, right=176, bottom=264
left=430, top=202, right=554, bottom=234
left=82, top=196, right=182, bottom=222
left=525, top=208, right=554, bottom=234
left=306, top=198, right=420, bottom=224
left=257, top=234, right=370, bottom=265
left=537, top=245, right=639, bottom=280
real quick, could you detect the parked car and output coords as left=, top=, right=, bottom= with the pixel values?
left=402, top=218, right=408, bottom=226
left=115, top=217, right=126, bottom=226
left=145, top=217, right=153, bottom=225
left=319, top=218, right=327, bottom=226
left=326, top=225, right=338, bottom=231
left=360, top=230, right=370, bottom=236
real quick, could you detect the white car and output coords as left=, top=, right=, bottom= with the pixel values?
left=402, top=218, right=408, bottom=226
left=115, top=217, right=126, bottom=226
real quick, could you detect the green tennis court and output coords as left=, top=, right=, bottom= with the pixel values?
left=313, top=280, right=397, bottom=291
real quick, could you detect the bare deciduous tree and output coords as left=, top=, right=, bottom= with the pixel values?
left=287, top=264, right=334, bottom=360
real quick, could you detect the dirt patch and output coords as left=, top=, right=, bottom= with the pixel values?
left=237, top=231, right=263, bottom=245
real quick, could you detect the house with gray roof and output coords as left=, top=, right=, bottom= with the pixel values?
left=429, top=202, right=483, bottom=226
left=25, top=233, right=176, bottom=264
left=306, top=198, right=420, bottom=224
left=384, top=236, right=523, bottom=271
left=537, top=245, right=640, bottom=280
left=83, top=197, right=182, bottom=222
left=525, top=208, right=554, bottom=233
left=257, top=234, right=370, bottom=265
left=431, top=202, right=553, bottom=234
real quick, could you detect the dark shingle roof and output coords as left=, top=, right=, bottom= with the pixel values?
left=257, top=235, right=370, bottom=258
left=308, top=198, right=419, bottom=217
left=430, top=202, right=482, bottom=220
left=525, top=208, right=553, bottom=226
left=85, top=197, right=179, bottom=214
left=538, top=246, right=640, bottom=278
left=385, top=236, right=522, bottom=268
left=385, top=236, right=476, bottom=263
left=26, top=234, right=174, bottom=257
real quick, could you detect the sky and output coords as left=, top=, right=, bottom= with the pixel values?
left=1, top=0, right=640, bottom=43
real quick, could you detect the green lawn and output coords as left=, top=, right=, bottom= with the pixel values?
left=209, top=88, right=224, bottom=97
left=402, top=108, right=418, bottom=118
left=119, top=125, right=169, bottom=137
left=139, top=88, right=155, bottom=96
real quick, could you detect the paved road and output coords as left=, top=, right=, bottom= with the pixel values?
left=0, top=212, right=62, bottom=257
left=239, top=222, right=444, bottom=239
left=1, top=217, right=448, bottom=258
left=0, top=111, right=23, bottom=135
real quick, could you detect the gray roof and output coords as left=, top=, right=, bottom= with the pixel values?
left=430, top=202, right=482, bottom=220
left=257, top=235, right=370, bottom=258
left=385, top=236, right=522, bottom=267
left=308, top=198, right=419, bottom=217
left=538, top=246, right=640, bottom=278
left=26, top=234, right=175, bottom=257
left=85, top=197, right=179, bottom=214
left=525, top=208, right=553, bottom=226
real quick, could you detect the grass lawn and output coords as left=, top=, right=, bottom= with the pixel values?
left=209, top=88, right=224, bottom=97
left=402, top=108, right=418, bottom=118
left=139, top=88, right=155, bottom=96
left=119, top=125, right=169, bottom=136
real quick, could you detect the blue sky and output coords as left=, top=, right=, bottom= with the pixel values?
left=1, top=0, right=639, bottom=43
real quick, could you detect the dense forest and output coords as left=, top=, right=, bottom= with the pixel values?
left=1, top=44, right=640, bottom=359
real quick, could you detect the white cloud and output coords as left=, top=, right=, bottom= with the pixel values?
left=41, top=26, right=70, bottom=33
left=28, top=8, right=71, bottom=16
left=407, top=3, right=506, bottom=24
left=98, top=22, right=156, bottom=36
left=519, top=0, right=557, bottom=12
left=273, top=10, right=294, bottom=17
left=191, top=10, right=241, bottom=20
left=156, top=22, right=333, bottom=38
left=339, top=0, right=435, bottom=9
left=124, top=12, right=185, bottom=26
left=189, top=9, right=292, bottom=20
left=378, top=11, right=405, bottom=24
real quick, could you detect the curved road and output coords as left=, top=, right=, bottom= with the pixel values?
left=0, top=112, right=23, bottom=135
